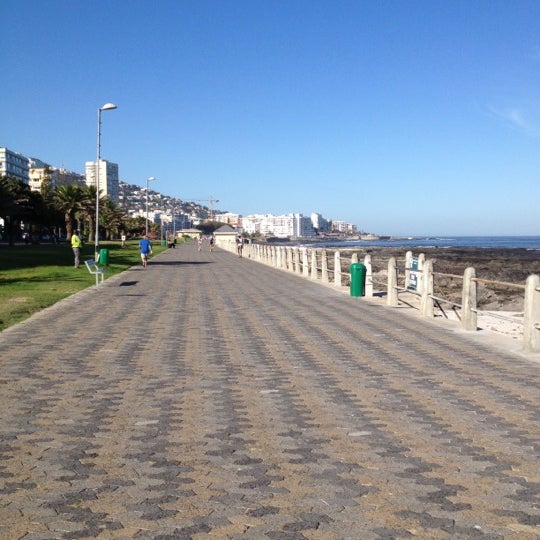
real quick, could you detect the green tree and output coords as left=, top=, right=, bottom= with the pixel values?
left=38, top=168, right=62, bottom=235
left=52, top=184, right=83, bottom=240
left=40, top=167, right=53, bottom=201
left=78, top=185, right=99, bottom=241
left=99, top=197, right=126, bottom=240
left=0, top=176, right=36, bottom=246
left=26, top=190, right=49, bottom=238
left=123, top=216, right=146, bottom=238
left=0, top=176, right=19, bottom=245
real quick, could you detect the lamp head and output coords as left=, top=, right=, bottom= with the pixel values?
left=100, top=102, right=117, bottom=111
left=147, top=176, right=156, bottom=181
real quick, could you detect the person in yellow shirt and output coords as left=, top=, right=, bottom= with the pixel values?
left=71, top=229, right=83, bottom=268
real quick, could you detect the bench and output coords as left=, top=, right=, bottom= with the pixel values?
left=84, top=259, right=106, bottom=286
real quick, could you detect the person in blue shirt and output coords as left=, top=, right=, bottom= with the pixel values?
left=139, top=234, right=153, bottom=268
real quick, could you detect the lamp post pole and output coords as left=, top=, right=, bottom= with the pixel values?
left=95, top=102, right=117, bottom=260
left=145, top=177, right=156, bottom=236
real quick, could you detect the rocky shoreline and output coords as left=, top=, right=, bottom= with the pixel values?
left=341, top=246, right=539, bottom=311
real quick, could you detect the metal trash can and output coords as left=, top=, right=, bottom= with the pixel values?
left=350, top=263, right=366, bottom=297
left=99, top=248, right=110, bottom=266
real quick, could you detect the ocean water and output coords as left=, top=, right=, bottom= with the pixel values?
left=304, top=236, right=540, bottom=250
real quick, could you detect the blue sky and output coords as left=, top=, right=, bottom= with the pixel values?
left=2, top=0, right=539, bottom=236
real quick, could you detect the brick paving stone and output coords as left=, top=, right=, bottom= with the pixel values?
left=1, top=241, right=539, bottom=539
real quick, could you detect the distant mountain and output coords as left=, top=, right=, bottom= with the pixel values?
left=118, top=181, right=213, bottom=219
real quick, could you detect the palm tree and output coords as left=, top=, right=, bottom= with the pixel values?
left=124, top=216, right=146, bottom=237
left=52, top=184, right=83, bottom=240
left=79, top=185, right=99, bottom=242
left=35, top=169, right=68, bottom=238
left=99, top=197, right=127, bottom=240
left=0, top=176, right=35, bottom=245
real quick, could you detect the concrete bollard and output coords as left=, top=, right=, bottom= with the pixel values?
left=302, top=248, right=309, bottom=277
left=334, top=251, right=342, bottom=287
left=387, top=257, right=398, bottom=307
left=461, top=267, right=477, bottom=331
left=310, top=249, right=318, bottom=280
left=364, top=254, right=373, bottom=297
left=421, top=259, right=434, bottom=318
left=286, top=247, right=293, bottom=271
left=417, top=253, right=425, bottom=294
left=405, top=251, right=413, bottom=289
left=322, top=250, right=329, bottom=283
left=294, top=248, right=301, bottom=274
left=523, top=274, right=540, bottom=353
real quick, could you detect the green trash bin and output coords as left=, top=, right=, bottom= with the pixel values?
left=350, top=263, right=366, bottom=297
left=99, top=248, right=109, bottom=266
left=161, top=239, right=166, bottom=246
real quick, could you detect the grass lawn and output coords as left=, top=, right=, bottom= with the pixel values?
left=0, top=240, right=169, bottom=331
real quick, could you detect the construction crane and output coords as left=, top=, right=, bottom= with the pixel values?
left=190, top=196, right=220, bottom=221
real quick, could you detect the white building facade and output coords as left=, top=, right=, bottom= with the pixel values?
left=241, top=213, right=316, bottom=238
left=311, top=212, right=330, bottom=233
left=0, top=147, right=30, bottom=183
left=29, top=161, right=85, bottom=192
left=332, top=220, right=357, bottom=234
left=85, top=160, right=119, bottom=202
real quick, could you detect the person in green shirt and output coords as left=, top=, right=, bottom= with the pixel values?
left=71, top=229, right=83, bottom=268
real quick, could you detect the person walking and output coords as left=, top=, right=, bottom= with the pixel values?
left=236, top=234, right=244, bottom=257
left=139, top=234, right=153, bottom=268
left=71, top=229, right=83, bottom=268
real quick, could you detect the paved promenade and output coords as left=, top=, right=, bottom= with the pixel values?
left=1, top=242, right=539, bottom=540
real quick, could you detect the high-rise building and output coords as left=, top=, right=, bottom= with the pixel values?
left=293, top=213, right=315, bottom=237
left=311, top=212, right=329, bottom=233
left=85, top=160, right=119, bottom=202
left=0, top=147, right=30, bottom=183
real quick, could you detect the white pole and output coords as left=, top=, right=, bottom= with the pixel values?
left=94, top=103, right=117, bottom=260
left=95, top=108, right=101, bottom=261
left=146, top=177, right=155, bottom=236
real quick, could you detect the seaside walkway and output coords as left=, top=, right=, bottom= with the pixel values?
left=1, top=241, right=539, bottom=539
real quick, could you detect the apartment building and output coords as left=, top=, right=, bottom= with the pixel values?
left=85, top=159, right=119, bottom=202
left=29, top=159, right=85, bottom=192
left=332, top=220, right=357, bottom=234
left=0, top=147, right=30, bottom=183
left=215, top=212, right=242, bottom=227
left=311, top=212, right=330, bottom=233
left=241, top=213, right=315, bottom=238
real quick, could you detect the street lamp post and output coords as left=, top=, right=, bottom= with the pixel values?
left=146, top=177, right=156, bottom=236
left=95, top=102, right=117, bottom=260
